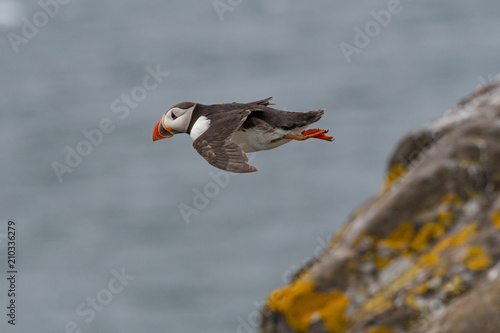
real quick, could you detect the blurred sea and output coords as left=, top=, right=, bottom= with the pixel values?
left=0, top=0, right=499, bottom=332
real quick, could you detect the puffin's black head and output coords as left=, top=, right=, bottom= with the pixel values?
left=153, top=102, right=197, bottom=141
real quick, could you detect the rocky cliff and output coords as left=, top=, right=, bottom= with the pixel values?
left=260, top=80, right=500, bottom=333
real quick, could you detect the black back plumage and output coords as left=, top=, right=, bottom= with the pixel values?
left=187, top=97, right=324, bottom=134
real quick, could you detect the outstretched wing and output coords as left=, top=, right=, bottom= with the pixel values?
left=248, top=97, right=274, bottom=106
left=193, top=109, right=258, bottom=173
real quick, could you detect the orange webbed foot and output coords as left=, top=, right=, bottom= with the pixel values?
left=284, top=129, right=334, bottom=141
left=311, top=132, right=334, bottom=141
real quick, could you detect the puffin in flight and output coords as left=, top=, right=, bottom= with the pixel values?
left=152, top=97, right=333, bottom=173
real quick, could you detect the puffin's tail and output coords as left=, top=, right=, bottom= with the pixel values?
left=297, top=110, right=333, bottom=141
left=289, top=109, right=324, bottom=128
left=304, top=109, right=324, bottom=125
left=272, top=109, right=325, bottom=131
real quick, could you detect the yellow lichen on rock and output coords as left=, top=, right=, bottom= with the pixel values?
left=440, top=193, right=463, bottom=205
left=357, top=292, right=394, bottom=317
left=448, top=223, right=477, bottom=247
left=382, top=164, right=407, bottom=191
left=436, top=211, right=453, bottom=226
left=463, top=246, right=492, bottom=271
left=268, top=280, right=349, bottom=333
left=379, top=221, right=414, bottom=250
left=376, top=194, right=462, bottom=256
left=404, top=292, right=420, bottom=309
left=436, top=193, right=463, bottom=227
left=409, top=222, right=445, bottom=252
left=490, top=210, right=500, bottom=229
left=366, top=326, right=395, bottom=333
left=359, top=264, right=420, bottom=315
left=411, top=279, right=430, bottom=295
left=374, top=255, right=393, bottom=269
left=418, top=251, right=439, bottom=267
left=418, top=222, right=478, bottom=269
left=441, top=274, right=464, bottom=296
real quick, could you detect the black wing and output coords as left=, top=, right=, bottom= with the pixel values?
left=248, top=97, right=274, bottom=106
left=192, top=109, right=258, bottom=173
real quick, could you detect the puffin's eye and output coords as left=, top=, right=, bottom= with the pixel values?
left=171, top=112, right=177, bottom=120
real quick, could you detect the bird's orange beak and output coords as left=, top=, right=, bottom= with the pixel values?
left=153, top=119, right=174, bottom=141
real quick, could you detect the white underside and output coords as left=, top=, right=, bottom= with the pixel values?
left=190, top=116, right=211, bottom=140
left=189, top=117, right=310, bottom=153
left=232, top=126, right=308, bottom=153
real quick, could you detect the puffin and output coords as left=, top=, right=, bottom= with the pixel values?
left=152, top=97, right=333, bottom=173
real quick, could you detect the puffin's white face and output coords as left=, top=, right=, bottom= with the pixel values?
left=153, top=103, right=196, bottom=141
